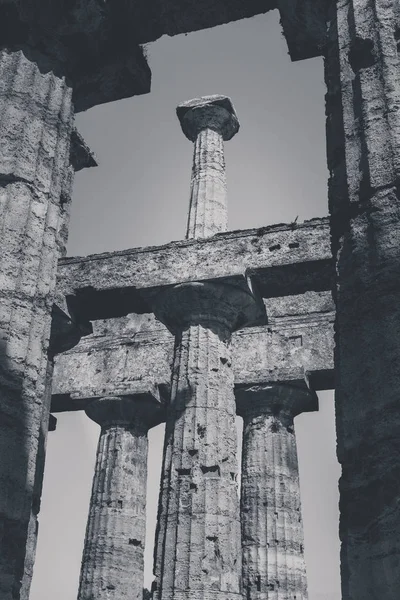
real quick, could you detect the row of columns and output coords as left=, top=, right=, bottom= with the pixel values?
left=78, top=383, right=315, bottom=600
left=75, top=95, right=314, bottom=600
left=76, top=94, right=314, bottom=600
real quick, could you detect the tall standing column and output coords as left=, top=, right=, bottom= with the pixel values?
left=78, top=393, right=161, bottom=600
left=0, top=48, right=74, bottom=599
left=152, top=96, right=265, bottom=600
left=177, top=95, right=239, bottom=238
left=236, top=384, right=318, bottom=600
left=20, top=133, right=96, bottom=600
left=324, top=2, right=400, bottom=598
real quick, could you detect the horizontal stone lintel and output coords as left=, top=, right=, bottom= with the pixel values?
left=57, top=217, right=333, bottom=322
left=0, top=0, right=325, bottom=114
left=51, top=294, right=335, bottom=415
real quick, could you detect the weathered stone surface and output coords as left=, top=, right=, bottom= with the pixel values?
left=56, top=217, right=333, bottom=321
left=237, top=384, right=317, bottom=600
left=177, top=95, right=239, bottom=239
left=69, top=129, right=98, bottom=174
left=278, top=0, right=330, bottom=60
left=0, top=0, right=325, bottom=113
left=18, top=129, right=95, bottom=597
left=78, top=393, right=161, bottom=600
left=0, top=3, right=151, bottom=112
left=51, top=291, right=335, bottom=411
left=20, top=359, right=55, bottom=600
left=324, top=1, right=400, bottom=598
left=0, top=47, right=74, bottom=600
left=152, top=97, right=265, bottom=600
left=152, top=314, right=244, bottom=600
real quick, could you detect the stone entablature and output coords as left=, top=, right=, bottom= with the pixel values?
left=56, top=217, right=332, bottom=322
left=51, top=290, right=334, bottom=413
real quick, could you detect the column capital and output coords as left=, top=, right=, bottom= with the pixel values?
left=236, top=383, right=318, bottom=419
left=152, top=278, right=265, bottom=338
left=177, top=95, right=239, bottom=142
left=85, top=388, right=162, bottom=429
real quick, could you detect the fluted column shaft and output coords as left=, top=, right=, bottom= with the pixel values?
left=177, top=95, right=239, bottom=241
left=20, top=359, right=55, bottom=600
left=238, top=384, right=317, bottom=600
left=187, top=127, right=227, bottom=238
left=78, top=397, right=151, bottom=600
left=324, top=2, right=400, bottom=598
left=154, top=323, right=241, bottom=600
left=0, top=48, right=74, bottom=599
left=153, top=95, right=263, bottom=600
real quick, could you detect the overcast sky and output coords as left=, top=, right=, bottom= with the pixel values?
left=30, top=10, right=341, bottom=600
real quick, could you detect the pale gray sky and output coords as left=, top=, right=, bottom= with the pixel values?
left=31, top=10, right=341, bottom=600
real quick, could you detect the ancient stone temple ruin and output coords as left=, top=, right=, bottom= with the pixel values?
left=0, top=2, right=400, bottom=600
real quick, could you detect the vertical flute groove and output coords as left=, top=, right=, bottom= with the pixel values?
left=0, top=47, right=74, bottom=600
left=78, top=398, right=151, bottom=600
left=240, top=396, right=311, bottom=600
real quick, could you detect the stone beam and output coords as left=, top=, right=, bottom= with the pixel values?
left=57, top=217, right=333, bottom=322
left=0, top=0, right=327, bottom=113
left=0, top=2, right=151, bottom=113
left=277, top=0, right=330, bottom=60
left=50, top=291, right=334, bottom=413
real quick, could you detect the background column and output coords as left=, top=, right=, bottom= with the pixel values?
left=237, top=384, right=318, bottom=600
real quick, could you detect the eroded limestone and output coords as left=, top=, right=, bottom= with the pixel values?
left=237, top=384, right=317, bottom=600
left=78, top=393, right=162, bottom=600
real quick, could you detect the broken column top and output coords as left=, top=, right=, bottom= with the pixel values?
left=177, top=94, right=239, bottom=141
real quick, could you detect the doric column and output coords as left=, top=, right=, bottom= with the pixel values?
left=20, top=129, right=96, bottom=600
left=324, top=2, right=400, bottom=598
left=152, top=96, right=265, bottom=600
left=78, top=392, right=162, bottom=600
left=0, top=48, right=74, bottom=599
left=236, top=384, right=318, bottom=600
left=20, top=304, right=93, bottom=600
left=177, top=95, right=239, bottom=238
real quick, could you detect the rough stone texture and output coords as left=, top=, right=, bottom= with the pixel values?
left=278, top=0, right=330, bottom=60
left=0, top=3, right=151, bottom=112
left=0, top=0, right=326, bottom=113
left=152, top=279, right=265, bottom=600
left=78, top=393, right=161, bottom=600
left=237, top=384, right=317, bottom=600
left=20, top=359, right=54, bottom=600
left=324, top=1, right=400, bottom=598
left=50, top=291, right=335, bottom=412
left=18, top=138, right=95, bottom=598
left=56, top=217, right=333, bottom=321
left=151, top=97, right=265, bottom=600
left=177, top=96, right=239, bottom=238
left=153, top=323, right=242, bottom=600
left=0, top=48, right=74, bottom=600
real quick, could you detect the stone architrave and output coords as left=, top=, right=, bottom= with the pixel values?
left=0, top=48, right=74, bottom=599
left=324, top=2, right=400, bottom=598
left=152, top=96, right=265, bottom=600
left=236, top=384, right=318, bottom=600
left=78, top=393, right=161, bottom=600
